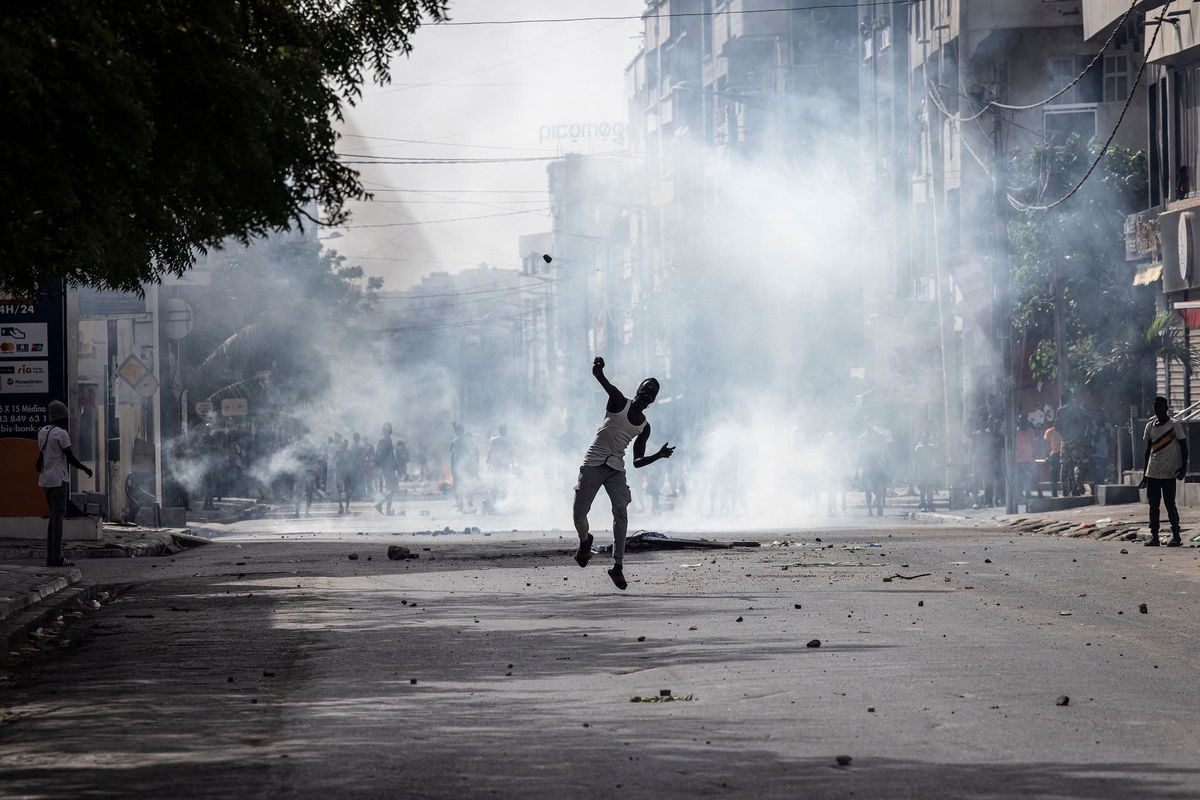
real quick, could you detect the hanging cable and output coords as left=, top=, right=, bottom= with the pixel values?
left=1008, top=0, right=1173, bottom=212
left=939, top=0, right=1140, bottom=123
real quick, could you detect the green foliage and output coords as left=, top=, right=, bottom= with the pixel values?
left=183, top=233, right=380, bottom=407
left=0, top=0, right=447, bottom=298
left=1008, top=135, right=1155, bottom=414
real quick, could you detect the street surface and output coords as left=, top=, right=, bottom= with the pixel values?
left=2, top=508, right=1200, bottom=799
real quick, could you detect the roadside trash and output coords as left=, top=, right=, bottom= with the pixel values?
left=688, top=625, right=698, bottom=630
left=630, top=694, right=694, bottom=703
left=680, top=563, right=701, bottom=568
left=637, top=636, right=646, bottom=641
left=735, top=616, right=743, bottom=622
left=1058, top=611, right=1072, bottom=616
left=769, top=540, right=795, bottom=547
left=347, top=554, right=359, bottom=561
left=1139, top=603, right=1148, bottom=614
left=918, top=600, right=924, bottom=607
left=1120, top=549, right=1129, bottom=554
left=410, top=679, right=417, bottom=685
left=1096, top=518, right=1112, bottom=525
left=99, top=592, right=110, bottom=601
left=387, top=546, right=418, bottom=560
left=794, top=604, right=802, bottom=609
left=984, top=559, right=992, bottom=563
left=867, top=707, right=875, bottom=713
left=843, top=543, right=882, bottom=551
left=806, top=639, right=821, bottom=648
left=659, top=689, right=672, bottom=697
left=1056, top=695, right=1070, bottom=706
left=835, top=755, right=852, bottom=766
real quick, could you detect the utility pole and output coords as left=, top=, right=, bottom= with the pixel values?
left=994, top=107, right=1018, bottom=514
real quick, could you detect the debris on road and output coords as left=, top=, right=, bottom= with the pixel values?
left=631, top=694, right=695, bottom=703
left=1139, top=603, right=1148, bottom=614
left=807, top=639, right=821, bottom=648
left=882, top=572, right=930, bottom=582
left=1056, top=695, right=1070, bottom=706
left=835, top=755, right=852, bottom=767
left=598, top=531, right=761, bottom=553
left=347, top=553, right=359, bottom=561
left=387, top=546, right=419, bottom=560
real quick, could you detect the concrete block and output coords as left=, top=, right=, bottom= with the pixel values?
left=1097, top=485, right=1140, bottom=505
left=1027, top=496, right=1096, bottom=513
left=0, top=516, right=101, bottom=541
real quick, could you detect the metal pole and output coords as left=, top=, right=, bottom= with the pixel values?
left=994, top=111, right=1018, bottom=514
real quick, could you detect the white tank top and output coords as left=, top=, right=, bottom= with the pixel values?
left=583, top=400, right=646, bottom=472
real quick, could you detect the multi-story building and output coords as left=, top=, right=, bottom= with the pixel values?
left=1096, top=0, right=1200, bottom=407
left=875, top=0, right=1148, bottom=495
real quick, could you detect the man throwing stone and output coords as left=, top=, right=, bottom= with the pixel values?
left=1142, top=396, right=1188, bottom=547
left=574, top=357, right=674, bottom=589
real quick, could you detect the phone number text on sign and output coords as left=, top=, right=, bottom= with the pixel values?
left=0, top=402, right=48, bottom=434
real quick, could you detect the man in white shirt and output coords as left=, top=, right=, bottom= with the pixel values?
left=37, top=400, right=93, bottom=567
left=1142, top=396, right=1188, bottom=547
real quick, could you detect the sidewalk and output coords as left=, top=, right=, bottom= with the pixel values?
left=0, top=524, right=208, bottom=657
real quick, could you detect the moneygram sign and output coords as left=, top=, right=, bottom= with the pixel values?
left=538, top=121, right=626, bottom=145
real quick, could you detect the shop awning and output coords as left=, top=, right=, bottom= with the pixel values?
left=1133, top=263, right=1163, bottom=286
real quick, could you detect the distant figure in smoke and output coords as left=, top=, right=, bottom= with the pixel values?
left=375, top=423, right=400, bottom=516
left=913, top=432, right=938, bottom=512
left=450, top=423, right=480, bottom=512
left=1141, top=396, right=1187, bottom=547
left=857, top=425, right=888, bottom=517
left=1056, top=392, right=1089, bottom=497
left=485, top=424, right=514, bottom=511
left=1043, top=423, right=1062, bottom=497
left=573, top=357, right=675, bottom=590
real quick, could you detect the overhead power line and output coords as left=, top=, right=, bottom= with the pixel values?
left=337, top=152, right=636, bottom=165
left=438, top=0, right=908, bottom=26
left=339, top=207, right=551, bottom=229
left=936, top=0, right=1139, bottom=123
left=1009, top=0, right=1173, bottom=212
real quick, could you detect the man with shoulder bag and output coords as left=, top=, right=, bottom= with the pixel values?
left=37, top=400, right=92, bottom=567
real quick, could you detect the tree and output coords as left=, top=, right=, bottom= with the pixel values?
left=184, top=232, right=381, bottom=408
left=1008, top=136, right=1154, bottom=417
left=0, top=0, right=447, bottom=298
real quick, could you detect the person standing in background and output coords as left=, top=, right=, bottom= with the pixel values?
left=913, top=432, right=938, bottom=512
left=1142, top=396, right=1188, bottom=547
left=1043, top=423, right=1062, bottom=498
left=37, top=400, right=93, bottom=567
left=374, top=423, right=399, bottom=516
left=1015, top=419, right=1036, bottom=501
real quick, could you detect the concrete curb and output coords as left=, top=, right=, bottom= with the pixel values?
left=0, top=582, right=103, bottom=655
left=0, top=565, right=81, bottom=625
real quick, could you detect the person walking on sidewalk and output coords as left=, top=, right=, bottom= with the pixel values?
left=36, top=400, right=92, bottom=567
left=1142, top=396, right=1188, bottom=547
left=573, top=357, right=675, bottom=590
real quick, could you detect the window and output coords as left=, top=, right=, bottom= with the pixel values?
left=1044, top=109, right=1097, bottom=145
left=1049, top=55, right=1102, bottom=105
left=1103, top=53, right=1131, bottom=102
left=879, top=25, right=892, bottom=52
left=864, top=36, right=873, bottom=61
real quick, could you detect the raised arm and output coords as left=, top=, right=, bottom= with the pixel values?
left=632, top=424, right=675, bottom=469
left=592, top=357, right=626, bottom=413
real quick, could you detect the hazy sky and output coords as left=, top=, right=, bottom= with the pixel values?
left=333, top=0, right=645, bottom=289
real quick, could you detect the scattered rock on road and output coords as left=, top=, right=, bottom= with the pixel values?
left=835, top=755, right=852, bottom=766
left=807, top=639, right=821, bottom=648
left=1139, top=603, right=1148, bottom=614
left=387, top=546, right=419, bottom=560
left=1056, top=695, right=1070, bottom=706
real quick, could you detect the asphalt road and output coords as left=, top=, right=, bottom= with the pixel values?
left=2, top=523, right=1199, bottom=799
